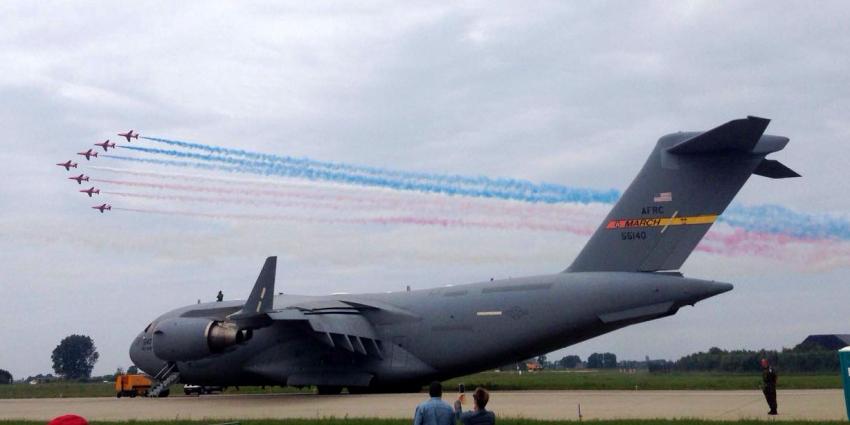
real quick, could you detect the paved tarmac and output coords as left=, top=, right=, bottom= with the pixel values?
left=0, top=390, right=844, bottom=421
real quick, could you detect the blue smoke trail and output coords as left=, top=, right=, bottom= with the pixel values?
left=720, top=204, right=850, bottom=241
left=141, top=136, right=605, bottom=201
left=102, top=155, right=260, bottom=175
left=119, top=146, right=620, bottom=204
left=109, top=150, right=850, bottom=242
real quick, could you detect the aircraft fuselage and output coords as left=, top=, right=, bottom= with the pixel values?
left=130, top=272, right=730, bottom=390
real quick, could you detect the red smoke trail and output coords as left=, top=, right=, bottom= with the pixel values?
left=97, top=174, right=850, bottom=266
left=109, top=204, right=849, bottom=265
left=93, top=166, right=595, bottom=220
left=93, top=178, right=384, bottom=206
left=90, top=166, right=336, bottom=190
left=111, top=206, right=595, bottom=234
left=92, top=172, right=601, bottom=223
left=103, top=191, right=366, bottom=212
left=699, top=228, right=850, bottom=268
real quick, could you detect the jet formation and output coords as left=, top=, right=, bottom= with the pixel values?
left=95, top=140, right=116, bottom=151
left=55, top=130, right=140, bottom=213
left=79, top=187, right=100, bottom=197
left=55, top=160, right=77, bottom=171
left=92, top=204, right=111, bottom=213
left=119, top=130, right=138, bottom=142
left=68, top=174, right=89, bottom=184
left=129, top=116, right=800, bottom=397
left=77, top=149, right=98, bottom=161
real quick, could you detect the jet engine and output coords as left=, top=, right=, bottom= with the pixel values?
left=152, top=318, right=249, bottom=361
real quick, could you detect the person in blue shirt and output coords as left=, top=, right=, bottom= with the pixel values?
left=453, top=387, right=496, bottom=425
left=413, top=381, right=455, bottom=425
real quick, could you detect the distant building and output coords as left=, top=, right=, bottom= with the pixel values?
left=799, top=334, right=850, bottom=351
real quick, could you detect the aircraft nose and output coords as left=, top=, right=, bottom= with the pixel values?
left=129, top=329, right=167, bottom=375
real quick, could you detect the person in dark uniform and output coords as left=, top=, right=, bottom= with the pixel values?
left=761, top=358, right=778, bottom=415
left=216, top=290, right=223, bottom=302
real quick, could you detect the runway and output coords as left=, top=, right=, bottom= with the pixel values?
left=1, top=390, right=845, bottom=421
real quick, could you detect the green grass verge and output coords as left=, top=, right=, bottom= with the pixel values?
left=1, top=420, right=847, bottom=425
left=0, top=383, right=115, bottom=399
left=443, top=371, right=841, bottom=391
left=0, top=371, right=840, bottom=399
left=0, top=383, right=311, bottom=399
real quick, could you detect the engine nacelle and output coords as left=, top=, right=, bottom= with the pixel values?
left=152, top=318, right=247, bottom=361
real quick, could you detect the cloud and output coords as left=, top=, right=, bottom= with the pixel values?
left=1, top=1, right=849, bottom=378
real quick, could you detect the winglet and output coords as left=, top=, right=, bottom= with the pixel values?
left=228, top=256, right=276, bottom=327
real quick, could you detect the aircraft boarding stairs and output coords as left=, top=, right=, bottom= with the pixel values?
left=148, top=362, right=179, bottom=397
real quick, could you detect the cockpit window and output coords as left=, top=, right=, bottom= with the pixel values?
left=144, top=322, right=153, bottom=333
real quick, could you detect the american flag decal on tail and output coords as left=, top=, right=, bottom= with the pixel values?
left=653, top=192, right=672, bottom=202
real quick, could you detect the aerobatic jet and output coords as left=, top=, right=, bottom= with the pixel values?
left=130, top=116, right=800, bottom=397
left=92, top=204, right=111, bottom=213
left=95, top=140, right=116, bottom=151
left=80, top=187, right=100, bottom=197
left=77, top=149, right=98, bottom=160
left=118, top=130, right=138, bottom=142
left=68, top=174, right=89, bottom=184
left=56, top=160, right=77, bottom=171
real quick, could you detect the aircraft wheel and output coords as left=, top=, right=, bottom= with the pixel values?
left=316, top=385, right=343, bottom=395
left=369, top=383, right=423, bottom=394
left=347, top=386, right=370, bottom=394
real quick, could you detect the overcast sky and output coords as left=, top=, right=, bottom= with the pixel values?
left=2, top=1, right=849, bottom=379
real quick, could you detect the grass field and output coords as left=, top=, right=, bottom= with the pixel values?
left=443, top=370, right=842, bottom=391
left=0, top=382, right=115, bottom=399
left=0, top=370, right=840, bottom=399
left=0, top=383, right=311, bottom=399
left=1, top=420, right=847, bottom=425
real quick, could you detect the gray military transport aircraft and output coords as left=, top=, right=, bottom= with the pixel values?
left=130, top=116, right=799, bottom=396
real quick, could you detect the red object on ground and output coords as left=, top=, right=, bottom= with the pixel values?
left=47, top=414, right=88, bottom=425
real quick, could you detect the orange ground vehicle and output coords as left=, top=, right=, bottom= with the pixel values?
left=115, top=374, right=152, bottom=398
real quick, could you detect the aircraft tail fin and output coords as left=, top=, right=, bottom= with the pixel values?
left=228, top=256, right=276, bottom=327
left=566, top=116, right=798, bottom=273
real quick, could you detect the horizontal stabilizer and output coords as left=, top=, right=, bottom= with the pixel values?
left=753, top=159, right=801, bottom=179
left=668, top=116, right=770, bottom=154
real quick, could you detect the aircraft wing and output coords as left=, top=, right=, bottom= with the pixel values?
left=227, top=257, right=418, bottom=349
left=268, top=300, right=387, bottom=357
left=177, top=257, right=435, bottom=388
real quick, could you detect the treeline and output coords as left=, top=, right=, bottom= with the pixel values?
left=672, top=346, right=839, bottom=373
left=0, top=369, right=11, bottom=384
left=534, top=342, right=840, bottom=373
left=518, top=353, right=619, bottom=370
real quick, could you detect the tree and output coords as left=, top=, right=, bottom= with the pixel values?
left=587, top=353, right=603, bottom=369
left=588, top=352, right=617, bottom=369
left=51, top=334, right=99, bottom=380
left=0, top=369, right=12, bottom=384
left=559, top=355, right=581, bottom=369
left=602, top=352, right=617, bottom=368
